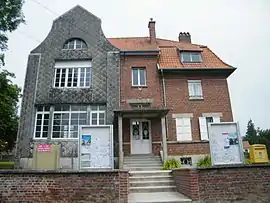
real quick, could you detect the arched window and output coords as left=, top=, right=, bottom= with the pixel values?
left=63, top=38, right=87, bottom=50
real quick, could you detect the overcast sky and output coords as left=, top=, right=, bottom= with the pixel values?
left=4, top=0, right=270, bottom=135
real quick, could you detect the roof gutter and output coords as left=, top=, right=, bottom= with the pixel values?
left=120, top=50, right=160, bottom=56
left=158, top=67, right=237, bottom=77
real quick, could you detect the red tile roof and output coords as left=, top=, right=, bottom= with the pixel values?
left=107, top=37, right=232, bottom=68
left=243, top=141, right=250, bottom=150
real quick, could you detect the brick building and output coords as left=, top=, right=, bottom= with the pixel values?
left=110, top=20, right=235, bottom=167
left=16, top=5, right=235, bottom=169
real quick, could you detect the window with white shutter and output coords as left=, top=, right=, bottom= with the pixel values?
left=199, top=116, right=220, bottom=140
left=187, top=80, right=203, bottom=99
left=176, top=117, right=192, bottom=141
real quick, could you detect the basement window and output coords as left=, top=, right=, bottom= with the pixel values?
left=180, top=157, right=192, bottom=166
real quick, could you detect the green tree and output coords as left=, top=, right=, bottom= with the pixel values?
left=0, top=0, right=24, bottom=153
left=0, top=0, right=25, bottom=66
left=244, top=119, right=258, bottom=144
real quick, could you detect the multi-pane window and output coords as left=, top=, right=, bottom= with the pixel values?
left=181, top=52, right=202, bottom=63
left=63, top=38, right=87, bottom=50
left=54, top=61, right=91, bottom=88
left=132, top=68, right=146, bottom=86
left=90, top=105, right=106, bottom=125
left=34, top=106, right=50, bottom=138
left=52, top=105, right=87, bottom=139
left=188, top=80, right=203, bottom=99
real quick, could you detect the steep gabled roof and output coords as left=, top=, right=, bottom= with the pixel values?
left=107, top=37, right=233, bottom=69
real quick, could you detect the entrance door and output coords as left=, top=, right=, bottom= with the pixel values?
left=131, top=120, right=152, bottom=154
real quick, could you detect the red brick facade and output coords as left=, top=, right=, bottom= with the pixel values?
left=120, top=55, right=163, bottom=109
left=0, top=170, right=129, bottom=203
left=119, top=54, right=233, bottom=157
left=172, top=164, right=270, bottom=202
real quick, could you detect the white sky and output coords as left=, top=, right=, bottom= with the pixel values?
left=4, top=0, right=270, bottom=135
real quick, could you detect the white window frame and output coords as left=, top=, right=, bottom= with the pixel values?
left=175, top=117, right=192, bottom=141
left=132, top=67, right=146, bottom=86
left=63, top=39, right=87, bottom=50
left=90, top=105, right=106, bottom=126
left=181, top=52, right=202, bottom=63
left=54, top=61, right=91, bottom=88
left=33, top=106, right=50, bottom=139
left=199, top=116, right=220, bottom=140
left=51, top=105, right=88, bottom=139
left=188, top=80, right=203, bottom=99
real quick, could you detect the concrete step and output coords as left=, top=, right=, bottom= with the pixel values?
left=130, top=180, right=175, bottom=187
left=125, top=166, right=162, bottom=171
left=129, top=185, right=176, bottom=193
left=124, top=162, right=162, bottom=167
left=124, top=158, right=161, bottom=162
left=124, top=155, right=161, bottom=160
left=129, top=175, right=173, bottom=182
left=128, top=192, right=192, bottom=203
left=129, top=170, right=172, bottom=177
left=124, top=159, right=162, bottom=164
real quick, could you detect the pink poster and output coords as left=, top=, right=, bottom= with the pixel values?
left=37, top=144, right=51, bottom=152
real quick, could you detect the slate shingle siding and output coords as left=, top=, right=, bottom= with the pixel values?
left=16, top=6, right=120, bottom=163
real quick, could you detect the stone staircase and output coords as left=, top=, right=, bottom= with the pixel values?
left=124, top=154, right=192, bottom=203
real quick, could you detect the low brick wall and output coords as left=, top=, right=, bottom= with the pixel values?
left=0, top=170, right=128, bottom=203
left=172, top=164, right=270, bottom=202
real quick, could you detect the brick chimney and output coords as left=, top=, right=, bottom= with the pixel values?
left=148, top=18, right=156, bottom=44
left=178, top=32, right=191, bottom=43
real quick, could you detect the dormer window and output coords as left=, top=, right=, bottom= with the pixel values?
left=181, top=52, right=202, bottom=63
left=63, top=38, right=87, bottom=50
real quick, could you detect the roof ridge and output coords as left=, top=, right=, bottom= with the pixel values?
left=107, top=36, right=149, bottom=39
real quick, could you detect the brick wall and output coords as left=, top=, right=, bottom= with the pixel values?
left=172, top=164, right=270, bottom=202
left=0, top=170, right=128, bottom=203
left=168, top=142, right=210, bottom=155
left=165, top=75, right=233, bottom=141
left=172, top=169, right=200, bottom=200
left=120, top=55, right=163, bottom=109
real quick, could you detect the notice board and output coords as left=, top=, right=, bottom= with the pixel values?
left=79, top=125, right=113, bottom=170
left=208, top=122, right=244, bottom=165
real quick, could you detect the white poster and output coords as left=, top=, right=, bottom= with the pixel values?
left=79, top=125, right=113, bottom=169
left=209, top=122, right=244, bottom=165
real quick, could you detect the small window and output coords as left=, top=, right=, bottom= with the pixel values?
left=180, top=157, right=192, bottom=166
left=90, top=105, right=106, bottom=125
left=188, top=80, right=203, bottom=99
left=181, top=52, right=202, bottom=63
left=34, top=106, right=50, bottom=139
left=63, top=38, right=87, bottom=50
left=132, top=68, right=146, bottom=86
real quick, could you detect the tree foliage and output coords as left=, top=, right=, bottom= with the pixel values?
left=0, top=0, right=25, bottom=66
left=244, top=119, right=270, bottom=158
left=0, top=0, right=24, bottom=153
left=0, top=70, right=20, bottom=152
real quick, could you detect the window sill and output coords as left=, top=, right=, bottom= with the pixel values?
left=131, top=85, right=148, bottom=88
left=168, top=140, right=209, bottom=144
left=189, top=97, right=204, bottom=101
left=52, top=87, right=91, bottom=89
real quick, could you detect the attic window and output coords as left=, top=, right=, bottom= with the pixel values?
left=63, top=38, right=87, bottom=50
left=181, top=52, right=202, bottom=63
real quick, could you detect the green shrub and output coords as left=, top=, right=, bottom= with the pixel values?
left=161, top=159, right=181, bottom=170
left=244, top=158, right=251, bottom=164
left=0, top=162, right=14, bottom=169
left=197, top=156, right=212, bottom=167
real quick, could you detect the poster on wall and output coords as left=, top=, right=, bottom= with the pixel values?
left=208, top=122, right=244, bottom=165
left=79, top=125, right=113, bottom=170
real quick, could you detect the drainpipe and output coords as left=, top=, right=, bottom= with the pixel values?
left=159, top=65, right=169, bottom=162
